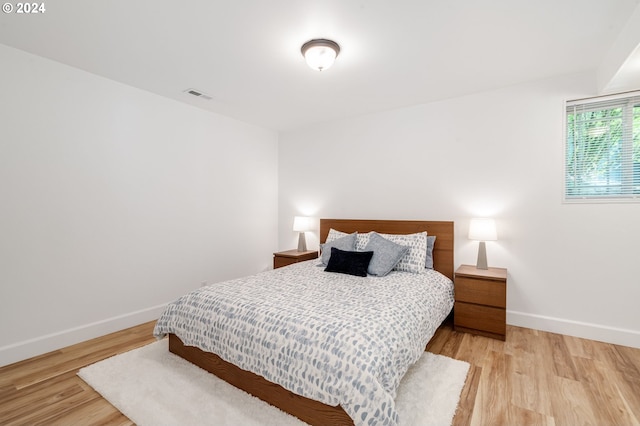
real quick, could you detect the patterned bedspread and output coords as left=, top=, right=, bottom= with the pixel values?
left=154, top=260, right=454, bottom=426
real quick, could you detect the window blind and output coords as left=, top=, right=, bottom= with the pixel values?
left=565, top=91, right=640, bottom=201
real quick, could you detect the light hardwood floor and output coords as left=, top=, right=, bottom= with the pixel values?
left=427, top=322, right=640, bottom=426
left=1, top=320, right=639, bottom=425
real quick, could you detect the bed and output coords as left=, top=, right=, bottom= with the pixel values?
left=154, top=219, right=454, bottom=426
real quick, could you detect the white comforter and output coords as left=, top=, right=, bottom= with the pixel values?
left=154, top=260, right=454, bottom=426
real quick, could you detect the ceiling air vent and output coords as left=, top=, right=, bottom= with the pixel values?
left=183, top=88, right=213, bottom=100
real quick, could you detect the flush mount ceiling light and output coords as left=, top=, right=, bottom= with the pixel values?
left=301, top=39, right=340, bottom=71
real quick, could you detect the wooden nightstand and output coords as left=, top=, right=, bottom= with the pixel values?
left=454, top=264, right=507, bottom=340
left=273, top=249, right=318, bottom=269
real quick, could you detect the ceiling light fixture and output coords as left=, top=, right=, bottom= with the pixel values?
left=301, top=39, right=340, bottom=71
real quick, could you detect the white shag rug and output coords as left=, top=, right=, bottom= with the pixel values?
left=79, top=340, right=469, bottom=426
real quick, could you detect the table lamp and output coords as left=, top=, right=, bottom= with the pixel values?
left=293, top=216, right=313, bottom=252
left=468, top=218, right=497, bottom=270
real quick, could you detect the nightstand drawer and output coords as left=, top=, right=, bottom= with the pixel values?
left=455, top=276, right=506, bottom=308
left=454, top=301, right=506, bottom=336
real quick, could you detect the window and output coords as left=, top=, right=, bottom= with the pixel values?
left=565, top=91, right=640, bottom=202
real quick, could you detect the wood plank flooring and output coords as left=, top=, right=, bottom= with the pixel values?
left=0, top=322, right=156, bottom=425
left=426, top=322, right=640, bottom=426
left=1, top=320, right=639, bottom=425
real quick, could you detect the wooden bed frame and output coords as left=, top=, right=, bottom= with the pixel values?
left=168, top=219, right=454, bottom=426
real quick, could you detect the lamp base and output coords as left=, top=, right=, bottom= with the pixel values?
left=297, top=232, right=307, bottom=252
left=476, top=241, right=488, bottom=269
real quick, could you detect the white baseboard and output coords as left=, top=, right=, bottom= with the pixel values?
left=0, top=303, right=167, bottom=368
left=508, top=310, right=640, bottom=349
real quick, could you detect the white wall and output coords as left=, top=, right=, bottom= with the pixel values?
left=0, top=45, right=279, bottom=366
left=279, top=71, right=640, bottom=348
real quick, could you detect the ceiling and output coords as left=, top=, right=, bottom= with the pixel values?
left=1, top=0, right=639, bottom=131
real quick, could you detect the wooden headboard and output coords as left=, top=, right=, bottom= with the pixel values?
left=319, top=219, right=455, bottom=281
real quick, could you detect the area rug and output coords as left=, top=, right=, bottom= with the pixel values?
left=78, top=340, right=469, bottom=426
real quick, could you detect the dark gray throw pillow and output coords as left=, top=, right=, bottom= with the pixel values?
left=320, top=232, right=357, bottom=265
left=426, top=235, right=436, bottom=269
left=364, top=232, right=410, bottom=276
left=324, top=247, right=373, bottom=277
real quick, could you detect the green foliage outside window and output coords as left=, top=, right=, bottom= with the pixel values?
left=565, top=97, right=640, bottom=200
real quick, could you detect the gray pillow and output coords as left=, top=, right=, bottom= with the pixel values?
left=320, top=232, right=357, bottom=265
left=426, top=235, right=436, bottom=269
left=363, top=232, right=410, bottom=276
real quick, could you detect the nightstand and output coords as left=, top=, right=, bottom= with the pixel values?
left=454, top=264, right=507, bottom=340
left=273, top=249, right=318, bottom=269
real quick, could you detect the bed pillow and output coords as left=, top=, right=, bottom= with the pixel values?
left=356, top=232, right=372, bottom=250
left=324, top=247, right=373, bottom=277
left=320, top=232, right=357, bottom=265
left=378, top=232, right=428, bottom=273
left=325, top=228, right=346, bottom=244
left=327, top=228, right=371, bottom=251
left=363, top=232, right=410, bottom=277
left=426, top=235, right=436, bottom=269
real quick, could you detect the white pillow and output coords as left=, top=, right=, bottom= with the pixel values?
left=325, top=228, right=346, bottom=243
left=378, top=232, right=428, bottom=273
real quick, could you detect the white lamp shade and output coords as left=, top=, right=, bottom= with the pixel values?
left=468, top=218, right=497, bottom=241
left=293, top=216, right=314, bottom=232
